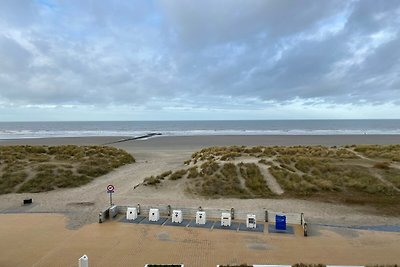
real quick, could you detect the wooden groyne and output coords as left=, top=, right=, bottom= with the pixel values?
left=103, top=132, right=162, bottom=145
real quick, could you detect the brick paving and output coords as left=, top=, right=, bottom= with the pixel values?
left=0, top=214, right=399, bottom=267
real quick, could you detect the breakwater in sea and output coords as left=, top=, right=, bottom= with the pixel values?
left=1, top=120, right=400, bottom=139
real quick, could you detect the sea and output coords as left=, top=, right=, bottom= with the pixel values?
left=0, top=120, right=399, bottom=140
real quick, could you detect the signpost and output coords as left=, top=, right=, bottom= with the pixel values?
left=107, top=184, right=115, bottom=206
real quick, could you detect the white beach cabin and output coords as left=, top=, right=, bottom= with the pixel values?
left=78, top=255, right=88, bottom=267
left=221, top=212, right=231, bottom=227
left=172, top=210, right=183, bottom=223
left=195, top=211, right=206, bottom=224
left=246, top=214, right=257, bottom=228
left=126, top=207, right=138, bottom=220
left=149, top=208, right=160, bottom=222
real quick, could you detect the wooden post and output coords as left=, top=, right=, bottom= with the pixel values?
left=304, top=223, right=308, bottom=237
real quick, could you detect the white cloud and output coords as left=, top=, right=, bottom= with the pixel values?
left=0, top=0, right=399, bottom=120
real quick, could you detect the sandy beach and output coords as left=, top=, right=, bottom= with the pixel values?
left=1, top=135, right=400, bottom=265
left=2, top=0, right=400, bottom=264
left=3, top=134, right=400, bottom=147
left=1, top=135, right=400, bottom=228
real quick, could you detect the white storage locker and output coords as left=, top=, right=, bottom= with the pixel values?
left=195, top=211, right=206, bottom=224
left=246, top=214, right=257, bottom=228
left=172, top=210, right=183, bottom=223
left=221, top=212, right=231, bottom=227
left=126, top=207, right=137, bottom=220
left=149, top=208, right=160, bottom=222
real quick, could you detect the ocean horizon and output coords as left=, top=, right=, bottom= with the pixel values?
left=0, top=120, right=400, bottom=139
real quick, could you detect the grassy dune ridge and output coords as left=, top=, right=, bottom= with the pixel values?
left=0, top=145, right=135, bottom=194
left=144, top=145, right=400, bottom=213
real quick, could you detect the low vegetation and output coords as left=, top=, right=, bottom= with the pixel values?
left=143, top=176, right=162, bottom=186
left=187, top=167, right=199, bottom=179
left=355, top=144, right=400, bottom=161
left=169, top=169, right=188, bottom=180
left=144, top=144, right=400, bottom=214
left=143, top=170, right=175, bottom=186
left=380, top=168, right=400, bottom=188
left=373, top=162, right=390, bottom=169
left=239, top=163, right=273, bottom=197
left=199, top=162, right=249, bottom=198
left=0, top=145, right=135, bottom=194
left=272, top=158, right=395, bottom=195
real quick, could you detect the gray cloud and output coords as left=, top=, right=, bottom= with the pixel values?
left=160, top=0, right=346, bottom=47
left=0, top=0, right=399, bottom=112
left=0, top=35, right=32, bottom=73
left=0, top=0, right=38, bottom=27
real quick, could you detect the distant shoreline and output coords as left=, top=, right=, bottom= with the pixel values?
left=1, top=134, right=400, bottom=149
left=1, top=119, right=400, bottom=139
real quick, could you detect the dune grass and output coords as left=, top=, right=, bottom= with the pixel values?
left=0, top=145, right=135, bottom=194
left=239, top=163, right=274, bottom=197
left=144, top=145, right=400, bottom=213
left=143, top=169, right=190, bottom=186
left=143, top=176, right=162, bottom=186
left=271, top=160, right=395, bottom=195
left=355, top=144, right=400, bottom=161
left=187, top=167, right=199, bottom=179
left=169, top=169, right=188, bottom=180
left=190, top=145, right=358, bottom=164
left=199, top=163, right=249, bottom=198
left=380, top=168, right=400, bottom=188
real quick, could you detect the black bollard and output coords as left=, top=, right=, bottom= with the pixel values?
left=304, top=223, right=308, bottom=237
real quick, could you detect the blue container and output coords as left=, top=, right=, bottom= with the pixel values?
left=275, top=214, right=286, bottom=230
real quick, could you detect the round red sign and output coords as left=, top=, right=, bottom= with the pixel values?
left=107, top=184, right=115, bottom=191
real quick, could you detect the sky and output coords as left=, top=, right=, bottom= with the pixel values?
left=0, top=0, right=399, bottom=121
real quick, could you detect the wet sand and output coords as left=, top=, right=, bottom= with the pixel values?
left=0, top=214, right=399, bottom=266
left=2, top=134, right=400, bottom=148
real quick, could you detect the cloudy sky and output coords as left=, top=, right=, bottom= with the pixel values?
left=0, top=0, right=399, bottom=121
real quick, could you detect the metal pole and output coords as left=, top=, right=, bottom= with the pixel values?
left=109, top=192, right=113, bottom=206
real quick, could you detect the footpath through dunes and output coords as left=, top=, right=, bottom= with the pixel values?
left=258, top=164, right=284, bottom=195
left=142, top=145, right=400, bottom=217
left=345, top=146, right=400, bottom=192
left=1, top=137, right=400, bottom=229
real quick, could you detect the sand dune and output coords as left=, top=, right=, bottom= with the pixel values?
left=1, top=135, right=400, bottom=229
